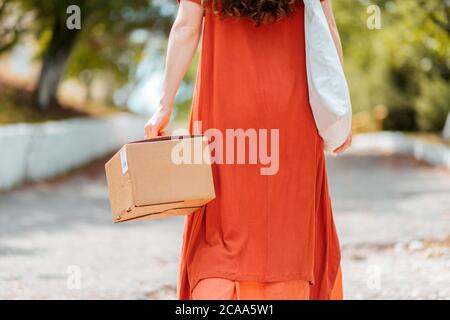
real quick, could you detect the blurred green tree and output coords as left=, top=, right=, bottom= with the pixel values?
left=0, top=0, right=29, bottom=53
left=334, top=0, right=449, bottom=132
left=0, top=0, right=174, bottom=110
left=2, top=0, right=449, bottom=133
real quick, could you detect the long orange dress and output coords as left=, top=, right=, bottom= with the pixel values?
left=176, top=0, right=342, bottom=300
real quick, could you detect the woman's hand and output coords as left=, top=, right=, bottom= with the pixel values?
left=144, top=105, right=172, bottom=139
left=333, top=131, right=352, bottom=155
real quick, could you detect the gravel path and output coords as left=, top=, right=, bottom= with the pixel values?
left=0, top=153, right=449, bottom=299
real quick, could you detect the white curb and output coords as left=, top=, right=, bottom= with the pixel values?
left=350, top=132, right=450, bottom=170
left=0, top=113, right=146, bottom=191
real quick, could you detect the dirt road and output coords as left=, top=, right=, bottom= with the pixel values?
left=0, top=153, right=449, bottom=299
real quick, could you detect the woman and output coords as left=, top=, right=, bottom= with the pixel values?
left=144, top=0, right=352, bottom=300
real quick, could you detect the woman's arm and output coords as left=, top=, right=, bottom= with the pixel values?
left=321, top=0, right=344, bottom=65
left=144, top=0, right=204, bottom=139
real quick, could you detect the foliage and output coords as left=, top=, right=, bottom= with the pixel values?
left=0, top=0, right=175, bottom=106
left=416, top=76, right=450, bottom=132
left=0, top=0, right=30, bottom=53
left=1, top=0, right=448, bottom=131
left=334, top=0, right=450, bottom=132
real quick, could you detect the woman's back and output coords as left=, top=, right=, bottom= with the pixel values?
left=163, top=0, right=344, bottom=300
left=194, top=3, right=311, bottom=129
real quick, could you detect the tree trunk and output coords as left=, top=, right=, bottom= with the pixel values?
left=35, top=17, right=80, bottom=110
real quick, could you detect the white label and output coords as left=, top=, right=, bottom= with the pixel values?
left=120, top=147, right=128, bottom=174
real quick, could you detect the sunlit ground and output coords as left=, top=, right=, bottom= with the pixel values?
left=0, top=152, right=448, bottom=300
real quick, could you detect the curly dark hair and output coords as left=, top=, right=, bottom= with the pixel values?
left=201, top=0, right=302, bottom=26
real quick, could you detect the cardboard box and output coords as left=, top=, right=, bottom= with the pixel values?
left=105, top=135, right=215, bottom=223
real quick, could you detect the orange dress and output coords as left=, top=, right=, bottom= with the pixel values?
left=177, top=0, right=342, bottom=300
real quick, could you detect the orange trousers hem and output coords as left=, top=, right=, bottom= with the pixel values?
left=192, top=266, right=343, bottom=300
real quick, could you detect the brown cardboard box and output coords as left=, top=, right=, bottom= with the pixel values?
left=105, top=135, right=215, bottom=223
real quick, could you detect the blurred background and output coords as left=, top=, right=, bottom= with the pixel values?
left=0, top=0, right=449, bottom=299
